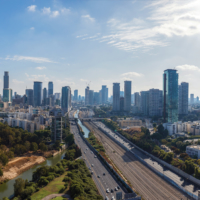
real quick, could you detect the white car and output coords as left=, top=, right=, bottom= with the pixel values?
left=111, top=197, right=115, bottom=200
left=106, top=188, right=110, bottom=193
left=105, top=196, right=109, bottom=200
left=91, top=164, right=94, bottom=167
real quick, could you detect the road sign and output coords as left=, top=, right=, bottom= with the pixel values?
left=116, top=192, right=122, bottom=200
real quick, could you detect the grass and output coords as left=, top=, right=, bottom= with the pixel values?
left=31, top=172, right=68, bottom=200
left=52, top=197, right=68, bottom=200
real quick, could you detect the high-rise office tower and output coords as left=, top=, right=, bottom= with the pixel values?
left=197, top=96, right=199, bottom=103
left=120, top=91, right=124, bottom=97
left=140, top=91, right=149, bottom=116
left=43, top=88, right=47, bottom=106
left=55, top=93, right=61, bottom=100
left=3, top=89, right=12, bottom=102
left=102, top=85, right=107, bottom=104
left=178, top=82, right=189, bottom=115
left=89, top=90, right=94, bottom=105
left=131, top=94, right=134, bottom=104
left=48, top=82, right=53, bottom=97
left=120, top=97, right=124, bottom=111
left=85, top=86, right=90, bottom=105
left=163, top=69, right=178, bottom=123
left=124, top=81, right=131, bottom=112
left=33, top=81, right=42, bottom=107
left=112, top=83, right=120, bottom=111
left=74, top=90, right=78, bottom=101
left=190, top=94, right=194, bottom=105
left=4, top=71, right=9, bottom=89
left=94, top=92, right=100, bottom=105
left=149, top=89, right=162, bottom=116
left=106, top=87, right=108, bottom=102
left=26, top=89, right=34, bottom=106
left=99, top=90, right=102, bottom=104
left=61, top=86, right=71, bottom=112
left=134, top=92, right=140, bottom=107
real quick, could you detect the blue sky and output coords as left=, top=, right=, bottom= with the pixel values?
left=0, top=0, right=200, bottom=97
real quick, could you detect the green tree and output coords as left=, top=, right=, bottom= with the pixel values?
left=0, top=152, right=8, bottom=166
left=39, top=143, right=48, bottom=152
left=157, top=124, right=164, bottom=134
left=65, top=134, right=74, bottom=145
left=14, top=178, right=25, bottom=197
left=25, top=141, right=31, bottom=151
left=30, top=142, right=38, bottom=152
left=3, top=197, right=9, bottom=200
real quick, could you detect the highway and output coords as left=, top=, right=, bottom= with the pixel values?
left=70, top=120, right=127, bottom=200
left=85, top=121, right=192, bottom=200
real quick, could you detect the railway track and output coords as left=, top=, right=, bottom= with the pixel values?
left=85, top=121, right=191, bottom=200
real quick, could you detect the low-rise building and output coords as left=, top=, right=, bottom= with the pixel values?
left=117, top=118, right=142, bottom=128
left=186, top=145, right=200, bottom=159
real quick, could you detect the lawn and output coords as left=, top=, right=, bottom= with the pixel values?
left=52, top=197, right=68, bottom=200
left=31, top=172, right=68, bottom=200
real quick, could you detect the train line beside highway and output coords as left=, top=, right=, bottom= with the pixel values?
left=85, top=121, right=191, bottom=200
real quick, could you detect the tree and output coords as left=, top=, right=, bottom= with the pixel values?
left=157, top=124, right=164, bottom=134
left=25, top=141, right=31, bottom=151
left=30, top=142, right=38, bottom=152
left=14, top=178, right=25, bottom=197
left=0, top=167, right=3, bottom=177
left=55, top=140, right=61, bottom=148
left=0, top=152, right=8, bottom=166
left=39, top=143, right=48, bottom=152
left=65, top=134, right=74, bottom=145
left=3, top=197, right=9, bottom=200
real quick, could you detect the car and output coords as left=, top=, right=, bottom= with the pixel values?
left=94, top=156, right=97, bottom=158
left=106, top=188, right=110, bottom=193
left=89, top=167, right=91, bottom=170
left=84, top=152, right=86, bottom=154
left=115, top=187, right=118, bottom=191
left=97, top=175, right=100, bottom=178
left=91, top=151, right=93, bottom=154
left=111, top=197, right=115, bottom=200
left=111, top=189, right=114, bottom=193
left=117, top=186, right=120, bottom=189
left=91, top=164, right=94, bottom=167
left=103, top=173, right=105, bottom=176
left=86, top=148, right=88, bottom=150
left=105, top=196, right=109, bottom=200
left=91, top=171, right=93, bottom=175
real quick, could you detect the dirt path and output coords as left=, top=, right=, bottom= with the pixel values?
left=42, top=194, right=72, bottom=200
left=0, top=156, right=46, bottom=182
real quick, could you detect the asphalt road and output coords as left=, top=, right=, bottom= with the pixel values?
left=86, top=121, right=192, bottom=200
left=70, top=121, right=126, bottom=200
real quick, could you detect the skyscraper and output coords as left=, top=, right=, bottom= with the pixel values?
left=106, top=87, right=108, bottom=102
left=102, top=85, right=107, bottom=104
left=140, top=91, right=149, bottom=116
left=89, top=90, right=94, bottom=105
left=3, top=89, right=12, bottom=102
left=178, top=82, right=189, bottom=115
left=85, top=86, right=90, bottom=105
left=134, top=92, right=140, bottom=107
left=43, top=88, right=47, bottom=106
left=190, top=94, right=194, bottom=105
left=94, top=92, right=100, bottom=105
left=48, top=82, right=53, bottom=97
left=33, top=81, right=42, bottom=107
left=149, top=89, right=162, bottom=116
left=4, top=71, right=9, bottom=89
left=74, top=90, right=78, bottom=101
left=124, top=81, right=131, bottom=112
left=163, top=69, right=178, bottom=123
left=61, top=86, right=71, bottom=112
left=26, top=89, right=34, bottom=106
left=112, top=83, right=120, bottom=112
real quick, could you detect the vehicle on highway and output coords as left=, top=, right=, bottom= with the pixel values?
left=97, top=175, right=100, bottom=178
left=91, top=151, right=93, bottom=154
left=111, top=189, right=114, bottom=193
left=94, top=155, right=97, bottom=158
left=84, top=152, right=86, bottom=154
left=89, top=167, right=91, bottom=170
left=106, top=188, right=110, bottom=193
left=111, top=196, right=115, bottom=200
left=105, top=196, right=109, bottom=200
left=91, top=171, right=93, bottom=175
left=91, top=164, right=94, bottom=167
left=103, top=173, right=105, bottom=176
left=86, top=148, right=88, bottom=150
left=115, top=187, right=118, bottom=191
left=117, top=186, right=120, bottom=189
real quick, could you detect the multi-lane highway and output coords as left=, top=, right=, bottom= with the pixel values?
left=70, top=120, right=127, bottom=200
left=84, top=121, right=192, bottom=200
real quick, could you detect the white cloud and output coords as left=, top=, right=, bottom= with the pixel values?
left=25, top=73, right=29, bottom=77
left=30, top=27, right=35, bottom=30
left=5, top=55, right=54, bottom=63
left=121, top=72, right=143, bottom=77
left=36, top=66, right=47, bottom=70
left=176, top=64, right=200, bottom=71
left=27, top=5, right=36, bottom=12
left=28, top=74, right=49, bottom=82
left=51, top=11, right=60, bottom=18
left=81, top=15, right=95, bottom=22
left=76, top=34, right=88, bottom=38
left=12, top=79, right=24, bottom=84
left=80, top=78, right=89, bottom=82
left=61, top=8, right=70, bottom=14
left=42, top=7, right=51, bottom=15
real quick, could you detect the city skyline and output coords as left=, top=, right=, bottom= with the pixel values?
left=0, top=0, right=200, bottom=96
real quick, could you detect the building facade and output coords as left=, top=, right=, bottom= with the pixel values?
left=3, top=88, right=12, bottom=102
left=140, top=91, right=149, bottom=116
left=178, top=82, right=189, bottom=115
left=61, top=86, right=71, bottom=112
left=85, top=86, right=90, bottom=106
left=48, top=82, right=53, bottom=97
left=190, top=94, right=194, bottom=105
left=34, top=81, right=42, bottom=107
left=89, top=90, right=94, bottom=105
left=26, top=89, right=34, bottom=106
left=124, top=81, right=131, bottom=112
left=102, top=85, right=107, bottom=104
left=4, top=71, right=9, bottom=89
left=149, top=89, right=162, bottom=116
left=163, top=69, right=178, bottom=123
left=74, top=90, right=78, bottom=101
left=112, top=83, right=120, bottom=112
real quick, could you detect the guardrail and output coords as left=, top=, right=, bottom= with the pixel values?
left=98, top=122, right=199, bottom=200
left=75, top=121, right=140, bottom=200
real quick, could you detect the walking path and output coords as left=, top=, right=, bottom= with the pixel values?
left=41, top=193, right=72, bottom=200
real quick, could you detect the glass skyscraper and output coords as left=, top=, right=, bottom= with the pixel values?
left=4, top=71, right=9, bottom=89
left=163, top=69, right=178, bottom=123
left=34, top=81, right=42, bottom=107
left=48, top=81, right=53, bottom=97
left=26, top=89, right=34, bottom=106
left=61, top=86, right=71, bottom=112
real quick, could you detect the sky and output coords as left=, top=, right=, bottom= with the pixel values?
left=0, top=0, right=200, bottom=97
